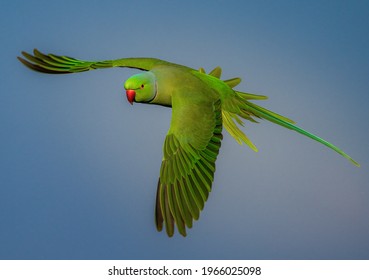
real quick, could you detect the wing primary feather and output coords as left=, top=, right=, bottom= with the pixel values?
left=198, top=153, right=216, bottom=172
left=192, top=166, right=211, bottom=195
left=176, top=150, right=189, bottom=177
left=187, top=175, right=205, bottom=210
left=200, top=147, right=218, bottom=159
left=178, top=149, right=193, bottom=172
left=17, top=56, right=62, bottom=74
left=161, top=184, right=174, bottom=237
left=155, top=180, right=164, bottom=232
left=180, top=178, right=200, bottom=220
left=168, top=181, right=186, bottom=236
left=48, top=54, right=77, bottom=65
left=206, top=141, right=221, bottom=152
left=18, top=49, right=174, bottom=75
left=173, top=181, right=193, bottom=228
left=195, top=161, right=213, bottom=190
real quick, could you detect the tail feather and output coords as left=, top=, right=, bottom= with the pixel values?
left=236, top=91, right=268, bottom=100
left=222, top=111, right=258, bottom=151
left=241, top=100, right=360, bottom=167
left=241, top=98, right=295, bottom=124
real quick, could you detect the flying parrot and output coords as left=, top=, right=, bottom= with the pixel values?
left=18, top=49, right=360, bottom=237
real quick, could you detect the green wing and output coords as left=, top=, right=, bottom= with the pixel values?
left=17, top=49, right=174, bottom=74
left=156, top=89, right=222, bottom=237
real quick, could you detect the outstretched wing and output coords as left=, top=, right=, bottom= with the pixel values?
left=156, top=88, right=222, bottom=237
left=17, top=49, right=174, bottom=74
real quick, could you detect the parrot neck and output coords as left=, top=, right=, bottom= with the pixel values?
left=147, top=81, right=158, bottom=104
left=150, top=84, right=172, bottom=107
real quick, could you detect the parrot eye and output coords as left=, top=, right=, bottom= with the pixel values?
left=141, top=84, right=144, bottom=89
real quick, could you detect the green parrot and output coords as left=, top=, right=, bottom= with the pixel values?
left=18, top=49, right=359, bottom=237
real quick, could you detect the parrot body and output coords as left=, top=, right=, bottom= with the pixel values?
left=18, top=50, right=359, bottom=237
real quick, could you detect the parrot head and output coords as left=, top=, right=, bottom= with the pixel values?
left=124, top=72, right=157, bottom=105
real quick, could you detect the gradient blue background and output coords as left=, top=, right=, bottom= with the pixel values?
left=1, top=0, right=368, bottom=259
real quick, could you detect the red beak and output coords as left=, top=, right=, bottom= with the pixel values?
left=126, top=89, right=136, bottom=105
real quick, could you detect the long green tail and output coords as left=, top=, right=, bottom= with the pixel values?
left=203, top=66, right=359, bottom=166
left=242, top=100, right=360, bottom=167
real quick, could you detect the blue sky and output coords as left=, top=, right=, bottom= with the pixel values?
left=1, top=0, right=368, bottom=259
